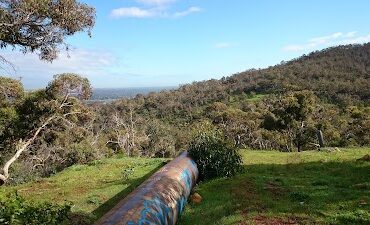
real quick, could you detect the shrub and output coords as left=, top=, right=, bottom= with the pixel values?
left=289, top=191, right=310, bottom=202
left=0, top=192, right=71, bottom=225
left=65, top=140, right=100, bottom=166
left=188, top=132, right=242, bottom=181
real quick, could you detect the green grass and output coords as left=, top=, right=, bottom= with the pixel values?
left=179, top=148, right=370, bottom=225
left=229, top=94, right=266, bottom=109
left=0, top=156, right=167, bottom=223
left=245, top=93, right=266, bottom=102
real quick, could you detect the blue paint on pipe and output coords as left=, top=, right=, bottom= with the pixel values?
left=95, top=152, right=198, bottom=225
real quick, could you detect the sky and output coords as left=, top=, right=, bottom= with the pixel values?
left=2, top=0, right=370, bottom=89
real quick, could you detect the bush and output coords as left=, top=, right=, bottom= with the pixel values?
left=0, top=192, right=71, bottom=225
left=65, top=140, right=101, bottom=166
left=188, top=132, right=242, bottom=181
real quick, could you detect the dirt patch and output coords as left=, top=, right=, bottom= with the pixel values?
left=232, top=179, right=258, bottom=200
left=238, top=215, right=306, bottom=225
left=252, top=215, right=299, bottom=225
left=263, top=181, right=285, bottom=198
left=234, top=179, right=308, bottom=225
left=18, top=181, right=57, bottom=194
left=357, top=154, right=370, bottom=162
left=231, top=179, right=267, bottom=213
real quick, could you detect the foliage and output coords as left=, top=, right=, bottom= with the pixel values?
left=0, top=77, right=24, bottom=106
left=0, top=0, right=95, bottom=61
left=0, top=74, right=101, bottom=185
left=1, top=42, right=370, bottom=184
left=46, top=73, right=92, bottom=100
left=102, top=43, right=370, bottom=153
left=0, top=77, right=23, bottom=154
left=0, top=192, right=71, bottom=225
left=188, top=132, right=242, bottom=181
left=346, top=106, right=370, bottom=146
left=261, top=91, right=318, bottom=151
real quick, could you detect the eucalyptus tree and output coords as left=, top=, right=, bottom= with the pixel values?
left=0, top=73, right=92, bottom=185
left=0, top=0, right=95, bottom=63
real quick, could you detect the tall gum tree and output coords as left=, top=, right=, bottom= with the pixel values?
left=0, top=0, right=95, bottom=62
left=0, top=73, right=92, bottom=185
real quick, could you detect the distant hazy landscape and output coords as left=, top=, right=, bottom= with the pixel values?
left=91, top=86, right=175, bottom=101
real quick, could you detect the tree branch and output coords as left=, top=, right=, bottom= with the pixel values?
left=0, top=115, right=56, bottom=184
left=0, top=55, right=16, bottom=72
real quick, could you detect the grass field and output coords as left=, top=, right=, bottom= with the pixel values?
left=0, top=156, right=167, bottom=223
left=1, top=148, right=369, bottom=224
left=178, top=148, right=370, bottom=225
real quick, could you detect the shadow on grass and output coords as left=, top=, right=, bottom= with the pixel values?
left=69, top=162, right=166, bottom=225
left=93, top=162, right=165, bottom=219
left=179, top=160, right=370, bottom=225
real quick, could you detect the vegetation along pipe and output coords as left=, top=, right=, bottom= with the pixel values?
left=94, top=151, right=199, bottom=225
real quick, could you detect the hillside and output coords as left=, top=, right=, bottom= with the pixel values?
left=2, top=2, right=370, bottom=224
left=105, top=43, right=370, bottom=154
left=1, top=43, right=369, bottom=187
left=118, top=43, right=370, bottom=121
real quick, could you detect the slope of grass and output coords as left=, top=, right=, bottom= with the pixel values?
left=179, top=148, right=370, bottom=225
left=0, top=156, right=167, bottom=223
left=244, top=93, right=266, bottom=102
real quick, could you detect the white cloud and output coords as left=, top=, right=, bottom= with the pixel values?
left=309, top=32, right=343, bottom=45
left=110, top=6, right=201, bottom=19
left=340, top=34, right=370, bottom=45
left=110, top=0, right=201, bottom=19
left=173, top=7, right=201, bottom=18
left=283, top=31, right=370, bottom=52
left=344, top=31, right=357, bottom=38
left=111, top=7, right=156, bottom=18
left=214, top=42, right=233, bottom=49
left=136, top=0, right=177, bottom=6
left=1, top=49, right=119, bottom=88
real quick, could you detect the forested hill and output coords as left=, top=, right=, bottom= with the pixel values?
left=109, top=43, right=370, bottom=155
left=232, top=44, right=370, bottom=103
left=128, top=43, right=370, bottom=113
left=114, top=43, right=370, bottom=119
left=1, top=43, right=370, bottom=186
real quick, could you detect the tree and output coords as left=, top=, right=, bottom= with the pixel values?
left=0, top=73, right=91, bottom=185
left=106, top=108, right=139, bottom=157
left=0, top=76, right=23, bottom=106
left=347, top=106, right=370, bottom=146
left=145, top=119, right=176, bottom=158
left=0, top=77, right=23, bottom=158
left=0, top=0, right=95, bottom=62
left=261, top=91, right=317, bottom=151
left=46, top=73, right=92, bottom=100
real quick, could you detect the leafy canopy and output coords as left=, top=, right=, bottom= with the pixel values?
left=46, top=73, right=92, bottom=100
left=0, top=76, right=23, bottom=106
left=189, top=132, right=242, bottom=181
left=0, top=0, right=95, bottom=61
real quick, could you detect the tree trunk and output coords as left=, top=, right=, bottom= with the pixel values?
left=0, top=116, right=55, bottom=185
left=317, top=129, right=325, bottom=148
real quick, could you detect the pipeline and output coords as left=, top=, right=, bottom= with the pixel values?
left=94, top=151, right=199, bottom=225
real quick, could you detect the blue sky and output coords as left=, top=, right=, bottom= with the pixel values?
left=2, top=0, right=370, bottom=88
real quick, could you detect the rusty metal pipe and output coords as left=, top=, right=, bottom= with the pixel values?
left=94, top=151, right=198, bottom=225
